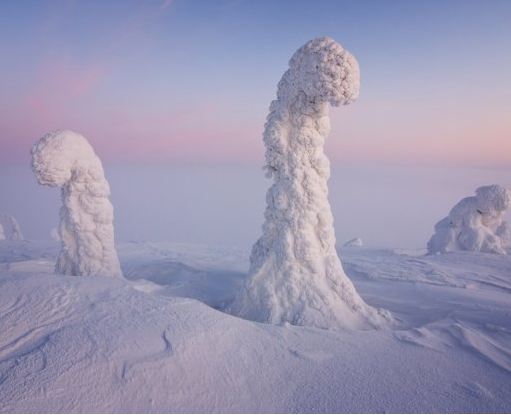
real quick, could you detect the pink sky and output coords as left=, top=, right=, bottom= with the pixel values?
left=1, top=0, right=510, bottom=168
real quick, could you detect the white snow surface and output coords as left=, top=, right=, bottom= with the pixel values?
left=1, top=239, right=510, bottom=413
left=31, top=130, right=122, bottom=278
left=428, top=184, right=511, bottom=255
left=231, top=37, right=388, bottom=330
left=0, top=212, right=23, bottom=241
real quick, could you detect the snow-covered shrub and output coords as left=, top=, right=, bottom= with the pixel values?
left=31, top=130, right=122, bottom=277
left=0, top=212, right=23, bottom=240
left=230, top=37, right=390, bottom=330
left=427, top=184, right=511, bottom=255
left=343, top=237, right=363, bottom=248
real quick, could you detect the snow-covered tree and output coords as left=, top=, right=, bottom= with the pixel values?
left=0, top=223, right=5, bottom=240
left=230, top=37, right=390, bottom=330
left=0, top=212, right=23, bottom=240
left=427, top=184, right=511, bottom=255
left=31, top=130, right=122, bottom=277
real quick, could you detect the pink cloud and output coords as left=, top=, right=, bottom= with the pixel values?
left=160, top=0, right=174, bottom=11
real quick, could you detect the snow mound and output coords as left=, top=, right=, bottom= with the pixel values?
left=31, top=130, right=122, bottom=277
left=230, top=37, right=389, bottom=330
left=343, top=237, right=363, bottom=247
left=427, top=184, right=511, bottom=255
left=0, top=212, right=23, bottom=240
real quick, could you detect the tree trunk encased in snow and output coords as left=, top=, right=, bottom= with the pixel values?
left=31, top=130, right=122, bottom=277
left=230, top=37, right=390, bottom=330
left=427, top=184, right=511, bottom=255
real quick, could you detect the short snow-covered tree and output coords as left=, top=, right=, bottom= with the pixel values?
left=427, top=184, right=511, bottom=255
left=231, top=37, right=390, bottom=330
left=31, top=130, right=122, bottom=277
left=0, top=212, right=23, bottom=240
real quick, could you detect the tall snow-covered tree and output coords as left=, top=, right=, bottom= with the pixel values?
left=231, top=37, right=390, bottom=330
left=428, top=184, right=511, bottom=255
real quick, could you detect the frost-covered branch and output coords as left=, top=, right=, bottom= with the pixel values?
left=427, top=184, right=511, bottom=255
left=31, top=130, right=122, bottom=277
left=230, top=37, right=390, bottom=330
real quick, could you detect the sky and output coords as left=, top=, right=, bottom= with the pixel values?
left=1, top=0, right=511, bottom=248
left=1, top=0, right=510, bottom=167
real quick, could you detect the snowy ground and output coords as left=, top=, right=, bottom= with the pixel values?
left=1, top=240, right=510, bottom=413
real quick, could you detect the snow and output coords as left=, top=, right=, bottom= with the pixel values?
left=343, top=237, right=363, bottom=247
left=50, top=227, right=60, bottom=242
left=1, top=239, right=510, bottom=412
left=428, top=184, right=511, bottom=255
left=0, top=212, right=23, bottom=241
left=231, top=37, right=388, bottom=330
left=31, top=130, right=122, bottom=278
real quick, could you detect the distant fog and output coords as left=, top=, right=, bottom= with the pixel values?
left=1, top=163, right=510, bottom=250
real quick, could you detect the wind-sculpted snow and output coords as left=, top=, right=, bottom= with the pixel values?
left=1, top=240, right=511, bottom=412
left=428, top=185, right=511, bottom=255
left=230, top=37, right=389, bottom=330
left=0, top=212, right=23, bottom=241
left=31, top=130, right=122, bottom=277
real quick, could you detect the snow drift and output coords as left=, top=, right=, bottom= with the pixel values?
left=427, top=184, right=511, bottom=255
left=230, top=37, right=389, bottom=330
left=0, top=212, right=23, bottom=240
left=31, top=130, right=122, bottom=277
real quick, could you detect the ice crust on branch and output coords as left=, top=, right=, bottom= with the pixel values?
left=0, top=212, right=23, bottom=241
left=230, top=37, right=389, bottom=330
left=427, top=184, right=511, bottom=255
left=31, top=130, right=122, bottom=277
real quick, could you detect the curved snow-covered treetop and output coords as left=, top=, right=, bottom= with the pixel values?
left=31, top=130, right=122, bottom=277
left=0, top=212, right=23, bottom=241
left=230, top=37, right=390, bottom=330
left=428, top=184, right=511, bottom=255
left=283, top=35, right=360, bottom=106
